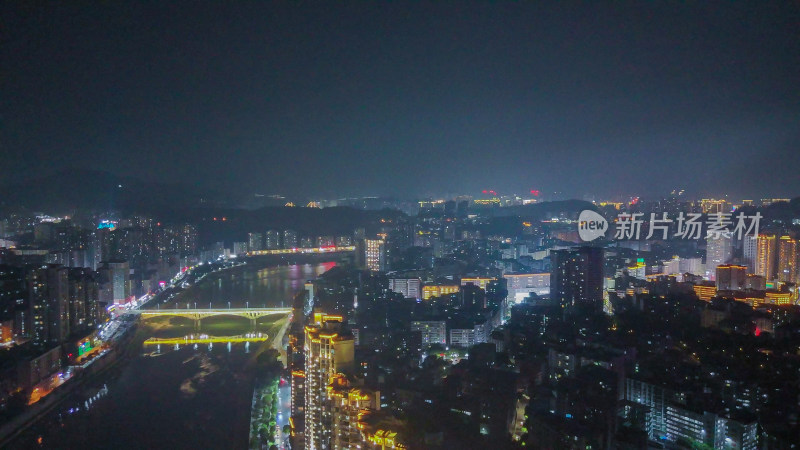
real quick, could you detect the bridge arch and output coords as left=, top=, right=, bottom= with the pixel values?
left=130, top=308, right=292, bottom=330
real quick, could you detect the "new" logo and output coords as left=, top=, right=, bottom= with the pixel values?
left=578, top=210, right=608, bottom=242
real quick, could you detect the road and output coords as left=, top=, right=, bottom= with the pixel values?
left=277, top=377, right=292, bottom=449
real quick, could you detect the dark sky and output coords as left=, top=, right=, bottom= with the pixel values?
left=3, top=2, right=799, bottom=200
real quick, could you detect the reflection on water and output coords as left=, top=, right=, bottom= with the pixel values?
left=172, top=262, right=335, bottom=309
left=13, top=344, right=257, bottom=450
left=8, top=262, right=335, bottom=450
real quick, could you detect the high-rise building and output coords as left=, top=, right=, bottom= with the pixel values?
left=706, top=236, right=732, bottom=280
left=27, top=265, right=70, bottom=347
left=716, top=265, right=747, bottom=291
left=0, top=265, right=26, bottom=338
left=328, top=374, right=380, bottom=449
left=248, top=232, right=263, bottom=252
left=550, top=246, right=604, bottom=314
left=99, top=260, right=131, bottom=305
left=304, top=314, right=355, bottom=450
left=316, top=236, right=335, bottom=247
left=288, top=328, right=306, bottom=445
left=265, top=230, right=281, bottom=250
left=232, top=241, right=248, bottom=256
left=743, top=235, right=758, bottom=273
left=68, top=268, right=100, bottom=332
left=364, top=239, right=385, bottom=272
left=335, top=235, right=353, bottom=247
left=755, top=234, right=777, bottom=280
left=777, top=236, right=798, bottom=284
left=283, top=229, right=299, bottom=249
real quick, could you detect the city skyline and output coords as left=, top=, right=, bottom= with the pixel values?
left=3, top=3, right=800, bottom=449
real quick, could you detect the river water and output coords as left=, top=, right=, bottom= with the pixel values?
left=8, top=262, right=334, bottom=450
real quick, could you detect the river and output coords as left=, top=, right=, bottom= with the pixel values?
left=7, top=262, right=335, bottom=450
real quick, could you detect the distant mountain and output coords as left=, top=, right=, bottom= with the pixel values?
left=0, top=169, right=230, bottom=214
left=190, top=205, right=406, bottom=244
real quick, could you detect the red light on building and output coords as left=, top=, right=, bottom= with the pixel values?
left=530, top=189, right=540, bottom=196
left=482, top=190, right=487, bottom=194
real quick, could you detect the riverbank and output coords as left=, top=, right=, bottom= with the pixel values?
left=2, top=261, right=335, bottom=449
left=0, top=326, right=136, bottom=447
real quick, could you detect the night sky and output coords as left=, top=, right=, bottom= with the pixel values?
left=3, top=2, right=799, bottom=200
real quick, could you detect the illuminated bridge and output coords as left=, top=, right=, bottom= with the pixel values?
left=126, top=308, right=292, bottom=328
left=246, top=245, right=355, bottom=256
left=143, top=334, right=270, bottom=345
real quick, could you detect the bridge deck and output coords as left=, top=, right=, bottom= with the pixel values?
left=143, top=334, right=270, bottom=345
left=127, top=308, right=292, bottom=320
